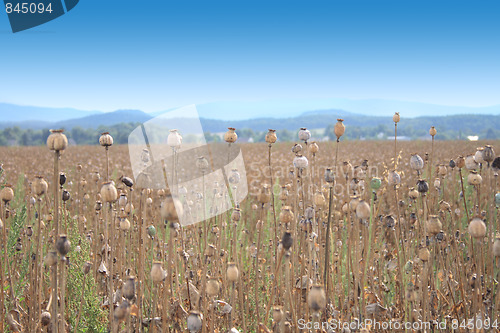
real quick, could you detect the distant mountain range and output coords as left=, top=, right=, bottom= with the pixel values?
left=1, top=98, right=500, bottom=127
left=0, top=100, right=499, bottom=142
left=195, top=98, right=500, bottom=120
left=0, top=104, right=499, bottom=138
left=1, top=102, right=500, bottom=144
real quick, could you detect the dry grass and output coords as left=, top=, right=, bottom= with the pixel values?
left=0, top=137, right=499, bottom=332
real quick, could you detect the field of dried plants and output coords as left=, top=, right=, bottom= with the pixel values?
left=0, top=122, right=499, bottom=332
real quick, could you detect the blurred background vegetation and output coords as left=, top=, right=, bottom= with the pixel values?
left=0, top=114, right=499, bottom=146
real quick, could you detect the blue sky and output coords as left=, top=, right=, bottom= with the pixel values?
left=0, top=0, right=499, bottom=114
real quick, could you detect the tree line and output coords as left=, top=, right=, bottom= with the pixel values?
left=0, top=121, right=498, bottom=146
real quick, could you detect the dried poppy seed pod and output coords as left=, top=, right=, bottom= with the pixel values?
left=356, top=200, right=371, bottom=220
left=310, top=141, right=319, bottom=154
left=465, top=155, right=478, bottom=170
left=293, top=154, right=308, bottom=169
left=307, top=285, right=326, bottom=312
left=417, top=179, right=429, bottom=194
left=279, top=206, right=294, bottom=223
left=279, top=186, right=289, bottom=201
left=120, top=218, right=131, bottom=231
left=224, top=127, right=238, bottom=143
left=167, top=129, right=182, bottom=149
left=493, top=157, right=500, bottom=172
left=92, top=171, right=101, bottom=183
left=349, top=196, right=360, bottom=212
left=41, top=311, right=51, bottom=326
left=418, top=247, right=430, bottom=262
left=228, top=169, right=241, bottom=185
left=226, top=262, right=239, bottom=282
left=433, top=178, right=441, bottom=189
left=0, top=185, right=14, bottom=203
left=95, top=201, right=103, bottom=211
left=100, top=182, right=118, bottom=202
left=291, top=143, right=302, bottom=154
left=136, top=173, right=153, bottom=190
left=257, top=185, right=271, bottom=204
left=151, top=262, right=164, bottom=282
left=474, top=147, right=485, bottom=165
left=32, top=176, right=48, bottom=196
left=47, top=129, right=68, bottom=151
left=393, top=112, right=400, bottom=123
left=265, top=129, right=277, bottom=144
left=410, top=154, right=424, bottom=172
left=118, top=193, right=127, bottom=207
left=341, top=161, right=353, bottom=178
left=324, top=168, right=335, bottom=183
left=114, top=300, right=130, bottom=321
left=426, top=215, right=442, bottom=236
left=298, top=127, right=311, bottom=142
left=439, top=200, right=451, bottom=212
left=468, top=217, right=486, bottom=239
left=272, top=306, right=284, bottom=323
left=352, top=165, right=365, bottom=179
left=493, top=238, right=500, bottom=257
left=387, top=170, right=401, bottom=186
left=26, top=226, right=33, bottom=237
left=125, top=202, right=134, bottom=214
left=449, top=159, right=456, bottom=169
left=370, top=177, right=381, bottom=190
left=456, top=156, right=465, bottom=169
left=206, top=278, right=220, bottom=297
left=83, top=261, right=92, bottom=275
left=467, top=171, right=482, bottom=186
left=99, top=132, right=113, bottom=147
left=45, top=251, right=58, bottom=266
left=56, top=234, right=71, bottom=257
left=334, top=119, right=345, bottom=140
left=231, top=208, right=241, bottom=222
left=59, top=172, right=67, bottom=186
left=437, top=164, right=447, bottom=177
left=62, top=190, right=70, bottom=202
left=187, top=311, right=203, bottom=333
left=123, top=276, right=136, bottom=300
left=282, top=231, right=293, bottom=251
left=429, top=126, right=437, bottom=137
left=313, top=191, right=326, bottom=208
left=161, top=195, right=183, bottom=222
left=121, top=176, right=133, bottom=188
left=196, top=156, right=210, bottom=173
left=147, top=225, right=156, bottom=238
left=483, top=145, right=495, bottom=163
